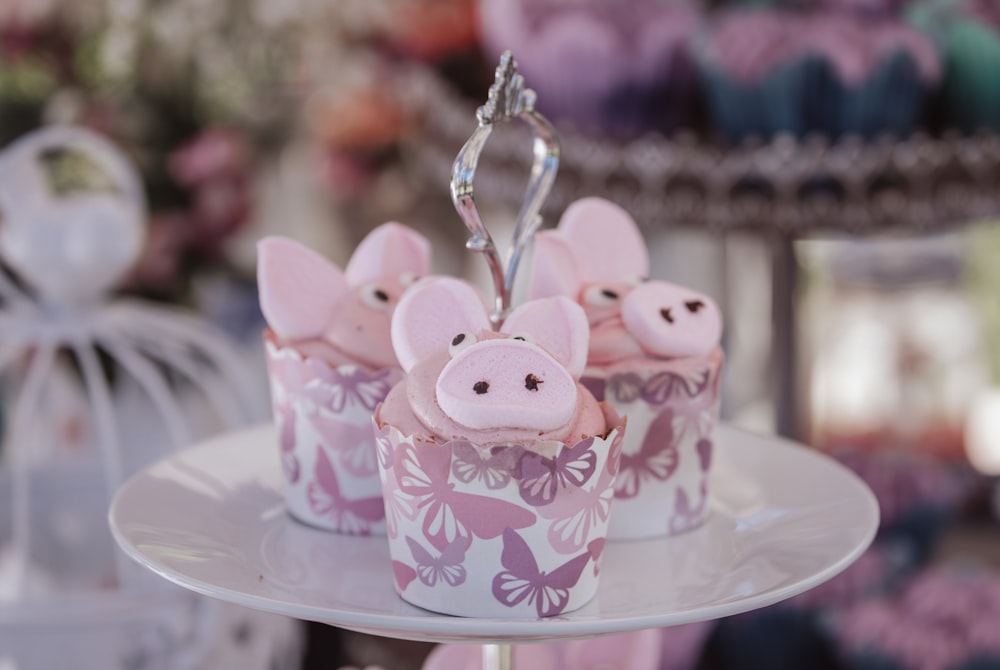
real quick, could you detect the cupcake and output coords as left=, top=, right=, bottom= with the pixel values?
left=698, top=9, right=940, bottom=141
left=374, top=276, right=624, bottom=618
left=478, top=0, right=701, bottom=137
left=908, top=0, right=1000, bottom=132
left=529, top=197, right=723, bottom=539
left=257, top=223, right=430, bottom=534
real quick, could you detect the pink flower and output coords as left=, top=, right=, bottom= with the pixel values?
left=423, top=629, right=664, bottom=670
left=832, top=566, right=1000, bottom=666
left=564, top=629, right=665, bottom=670
left=169, top=130, right=249, bottom=186
left=167, top=129, right=254, bottom=258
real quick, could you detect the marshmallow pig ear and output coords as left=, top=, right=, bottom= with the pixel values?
left=527, top=230, right=582, bottom=300
left=502, top=297, right=589, bottom=378
left=346, top=222, right=431, bottom=285
left=257, top=236, right=348, bottom=342
left=557, top=197, right=649, bottom=284
left=391, top=277, right=490, bottom=372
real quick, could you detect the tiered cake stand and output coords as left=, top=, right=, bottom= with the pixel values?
left=110, top=55, right=880, bottom=669
left=109, top=423, right=878, bottom=668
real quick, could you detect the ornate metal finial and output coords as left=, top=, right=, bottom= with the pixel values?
left=477, top=52, right=538, bottom=126
left=451, top=51, right=559, bottom=328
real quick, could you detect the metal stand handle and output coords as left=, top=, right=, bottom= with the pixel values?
left=450, top=49, right=562, bottom=670
left=450, top=51, right=560, bottom=328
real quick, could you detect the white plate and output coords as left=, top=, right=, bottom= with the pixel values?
left=110, top=424, right=878, bottom=644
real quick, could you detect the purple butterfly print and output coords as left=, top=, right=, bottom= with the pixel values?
left=539, top=477, right=615, bottom=554
left=309, top=413, right=377, bottom=477
left=406, top=536, right=467, bottom=587
left=669, top=482, right=708, bottom=535
left=696, top=438, right=712, bottom=473
left=304, top=363, right=397, bottom=413
left=588, top=538, right=605, bottom=576
left=392, top=560, right=417, bottom=591
left=374, top=423, right=396, bottom=471
left=307, top=447, right=386, bottom=534
left=382, top=467, right=419, bottom=539
left=606, top=424, right=625, bottom=478
left=640, top=367, right=711, bottom=405
left=395, top=442, right=535, bottom=551
left=275, top=403, right=300, bottom=483
left=608, top=372, right=644, bottom=404
left=492, top=529, right=591, bottom=617
left=451, top=442, right=523, bottom=490
left=264, top=341, right=303, bottom=390
left=615, top=409, right=681, bottom=500
left=514, top=438, right=598, bottom=507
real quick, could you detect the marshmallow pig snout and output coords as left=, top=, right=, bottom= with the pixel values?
left=435, top=339, right=577, bottom=432
left=620, top=281, right=721, bottom=359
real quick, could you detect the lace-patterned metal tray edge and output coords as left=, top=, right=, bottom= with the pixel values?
left=406, top=69, right=1000, bottom=236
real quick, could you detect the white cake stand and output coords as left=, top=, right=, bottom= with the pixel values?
left=109, top=423, right=878, bottom=668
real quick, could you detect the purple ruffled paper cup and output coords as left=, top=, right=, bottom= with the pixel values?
left=264, top=332, right=403, bottom=535
left=373, top=406, right=625, bottom=618
left=584, top=347, right=723, bottom=540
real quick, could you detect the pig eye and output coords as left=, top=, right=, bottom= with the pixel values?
left=360, top=283, right=391, bottom=311
left=685, top=299, right=705, bottom=313
left=399, top=272, right=419, bottom=287
left=583, top=285, right=621, bottom=307
left=448, top=332, right=477, bottom=357
left=508, top=332, right=535, bottom=344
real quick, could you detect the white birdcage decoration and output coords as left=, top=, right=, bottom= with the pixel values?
left=0, top=126, right=302, bottom=670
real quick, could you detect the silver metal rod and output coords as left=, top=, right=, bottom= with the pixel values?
left=10, top=342, right=55, bottom=600
left=771, top=234, right=799, bottom=438
left=482, top=643, right=513, bottom=670
left=450, top=51, right=559, bottom=328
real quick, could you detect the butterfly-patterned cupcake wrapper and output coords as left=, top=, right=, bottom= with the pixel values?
left=584, top=348, right=723, bottom=540
left=265, top=334, right=403, bottom=535
left=374, top=407, right=625, bottom=619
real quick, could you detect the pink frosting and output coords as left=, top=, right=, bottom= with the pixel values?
left=378, top=277, right=611, bottom=447
left=529, top=198, right=722, bottom=368
left=257, top=222, right=431, bottom=370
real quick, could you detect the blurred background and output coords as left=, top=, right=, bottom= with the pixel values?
left=0, top=0, right=1000, bottom=668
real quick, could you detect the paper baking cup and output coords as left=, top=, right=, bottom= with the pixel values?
left=265, top=333, right=402, bottom=534
left=584, top=348, right=723, bottom=540
left=373, top=409, right=624, bottom=618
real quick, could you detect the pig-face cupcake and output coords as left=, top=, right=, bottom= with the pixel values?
left=257, top=223, right=430, bottom=534
left=530, top=198, right=724, bottom=539
left=375, top=277, right=624, bottom=618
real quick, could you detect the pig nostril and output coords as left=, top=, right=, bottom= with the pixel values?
left=685, top=300, right=705, bottom=313
left=660, top=308, right=674, bottom=324
left=473, top=381, right=490, bottom=395
left=525, top=374, right=542, bottom=391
